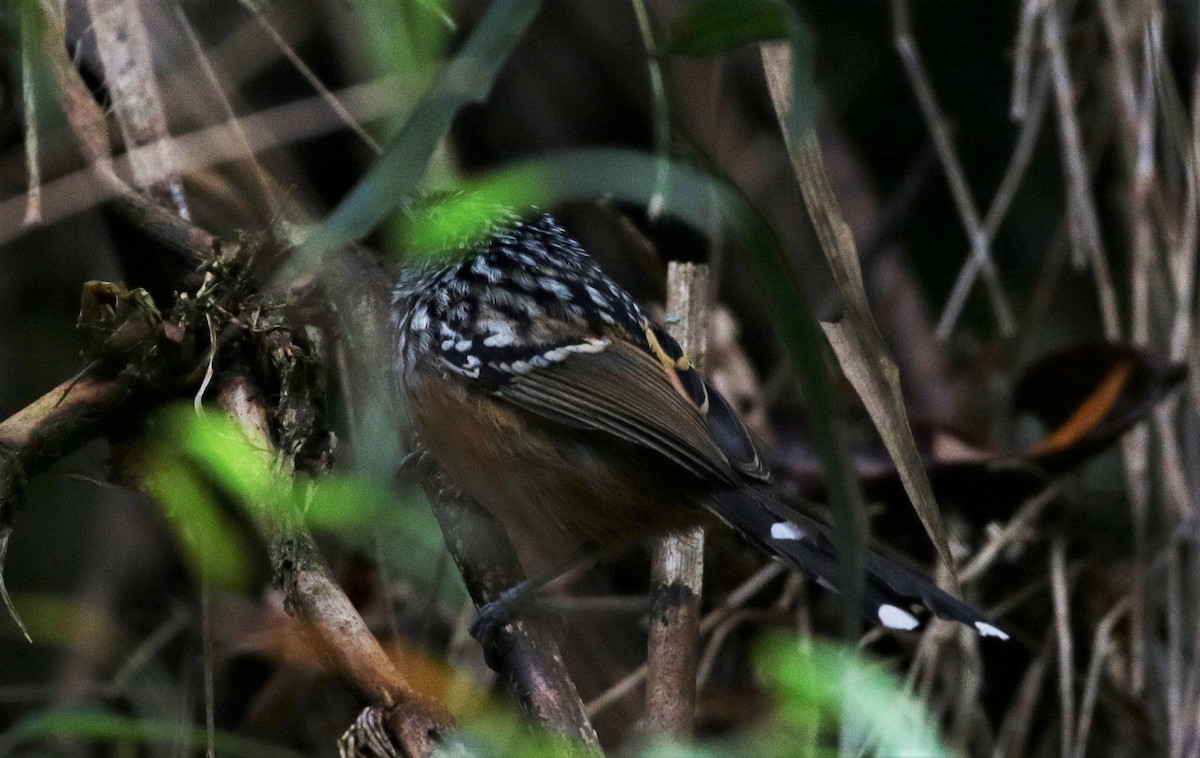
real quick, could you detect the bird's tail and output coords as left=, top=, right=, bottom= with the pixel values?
left=706, top=487, right=1009, bottom=640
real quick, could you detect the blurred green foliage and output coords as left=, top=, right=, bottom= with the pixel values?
left=4, top=0, right=987, bottom=752
left=146, top=406, right=463, bottom=602
left=664, top=0, right=786, bottom=57
left=0, top=708, right=309, bottom=758
left=444, top=635, right=946, bottom=757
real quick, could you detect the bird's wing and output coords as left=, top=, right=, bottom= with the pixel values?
left=492, top=337, right=743, bottom=485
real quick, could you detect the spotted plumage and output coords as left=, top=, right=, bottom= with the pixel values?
left=392, top=208, right=1006, bottom=640
left=394, top=214, right=645, bottom=390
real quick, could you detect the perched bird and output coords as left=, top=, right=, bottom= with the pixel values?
left=391, top=207, right=1007, bottom=640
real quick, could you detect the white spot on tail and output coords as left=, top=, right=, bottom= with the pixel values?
left=878, top=604, right=920, bottom=630
left=975, top=621, right=1009, bottom=640
left=770, top=522, right=804, bottom=541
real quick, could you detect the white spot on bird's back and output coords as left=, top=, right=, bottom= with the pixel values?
left=410, top=306, right=429, bottom=331
left=483, top=326, right=514, bottom=348
left=472, top=257, right=501, bottom=282
left=878, top=604, right=920, bottom=630
left=538, top=276, right=573, bottom=300
left=586, top=285, right=608, bottom=306
left=975, top=621, right=1009, bottom=640
left=770, top=522, right=804, bottom=541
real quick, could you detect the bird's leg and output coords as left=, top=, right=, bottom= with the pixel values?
left=470, top=552, right=594, bottom=645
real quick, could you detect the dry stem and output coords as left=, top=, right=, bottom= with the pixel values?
left=645, top=262, right=710, bottom=736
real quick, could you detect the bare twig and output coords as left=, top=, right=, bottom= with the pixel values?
left=1070, top=598, right=1129, bottom=758
left=1010, top=0, right=1042, bottom=120
left=25, top=0, right=215, bottom=269
left=941, top=62, right=1050, bottom=341
left=983, top=65, right=1053, bottom=240
left=629, top=0, right=670, bottom=219
left=586, top=562, right=787, bottom=719
left=0, top=374, right=171, bottom=641
left=1167, top=545, right=1184, bottom=758
left=645, top=262, right=710, bottom=736
left=85, top=0, right=191, bottom=218
left=1120, top=17, right=1158, bottom=702
left=1, top=76, right=408, bottom=246
left=1041, top=0, right=1121, bottom=335
left=173, top=4, right=278, bottom=210
left=19, top=3, right=42, bottom=225
left=233, top=0, right=382, bottom=154
left=960, top=482, right=1061, bottom=585
left=1050, top=539, right=1074, bottom=758
left=993, top=631, right=1053, bottom=758
left=890, top=0, right=1016, bottom=338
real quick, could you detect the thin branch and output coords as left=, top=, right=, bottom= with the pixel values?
left=890, top=0, right=1016, bottom=337
left=1010, top=0, right=1042, bottom=120
left=585, top=562, right=787, bottom=719
left=993, top=631, right=1053, bottom=758
left=19, top=3, right=42, bottom=225
left=173, top=4, right=279, bottom=210
left=0, top=77, right=408, bottom=246
left=25, top=0, right=215, bottom=269
left=85, top=0, right=191, bottom=218
left=233, top=0, right=382, bottom=154
left=1070, top=598, right=1128, bottom=758
left=1050, top=539, right=1074, bottom=758
left=960, top=482, right=1060, bottom=585
left=1041, top=0, right=1121, bottom=336
left=645, top=262, right=710, bottom=736
left=942, top=63, right=1051, bottom=339
left=629, top=0, right=670, bottom=219
left=0, top=374, right=170, bottom=641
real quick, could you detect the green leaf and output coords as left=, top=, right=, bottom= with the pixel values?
left=292, top=0, right=543, bottom=275
left=354, top=0, right=454, bottom=80
left=149, top=406, right=466, bottom=603
left=665, top=0, right=787, bottom=57
left=167, top=409, right=286, bottom=511
left=0, top=708, right=307, bottom=758
left=144, top=453, right=254, bottom=590
left=403, top=180, right=542, bottom=262
left=755, top=636, right=949, bottom=757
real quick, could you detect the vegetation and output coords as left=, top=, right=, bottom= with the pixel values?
left=0, top=1, right=1194, bottom=756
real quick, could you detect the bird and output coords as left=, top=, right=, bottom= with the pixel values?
left=390, top=205, right=1008, bottom=642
